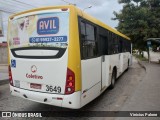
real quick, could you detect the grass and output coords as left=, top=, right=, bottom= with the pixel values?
left=133, top=54, right=148, bottom=61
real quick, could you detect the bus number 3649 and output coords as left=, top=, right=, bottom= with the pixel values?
left=46, top=85, right=61, bottom=93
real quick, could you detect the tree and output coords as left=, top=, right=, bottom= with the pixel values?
left=113, top=0, right=160, bottom=52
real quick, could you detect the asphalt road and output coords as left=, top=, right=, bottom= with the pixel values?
left=0, top=58, right=146, bottom=120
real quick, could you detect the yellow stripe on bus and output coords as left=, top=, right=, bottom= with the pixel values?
left=67, top=6, right=81, bottom=91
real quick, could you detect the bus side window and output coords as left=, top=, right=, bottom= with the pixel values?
left=80, top=21, right=97, bottom=59
left=99, top=35, right=108, bottom=55
left=119, top=39, right=123, bottom=53
left=126, top=40, right=131, bottom=53
left=80, top=22, right=86, bottom=40
left=123, top=40, right=127, bottom=52
left=108, top=32, right=112, bottom=55
left=112, top=34, right=119, bottom=54
left=97, top=26, right=108, bottom=56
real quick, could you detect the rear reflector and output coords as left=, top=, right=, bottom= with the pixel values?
left=57, top=97, right=63, bottom=100
left=65, top=68, right=75, bottom=94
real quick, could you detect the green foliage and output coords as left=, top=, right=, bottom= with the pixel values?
left=113, top=0, right=160, bottom=51
left=134, top=53, right=148, bottom=61
left=118, top=0, right=131, bottom=4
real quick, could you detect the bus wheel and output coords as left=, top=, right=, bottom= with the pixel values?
left=109, top=69, right=116, bottom=89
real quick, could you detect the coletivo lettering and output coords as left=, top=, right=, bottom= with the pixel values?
left=37, top=17, right=59, bottom=35
left=26, top=73, right=43, bottom=79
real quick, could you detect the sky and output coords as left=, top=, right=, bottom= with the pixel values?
left=0, top=0, right=123, bottom=42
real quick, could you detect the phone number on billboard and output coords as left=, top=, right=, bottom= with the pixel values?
left=29, top=36, right=67, bottom=43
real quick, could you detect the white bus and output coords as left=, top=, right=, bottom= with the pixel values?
left=8, top=5, right=132, bottom=109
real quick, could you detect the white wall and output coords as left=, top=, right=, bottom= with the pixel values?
left=0, top=47, right=8, bottom=64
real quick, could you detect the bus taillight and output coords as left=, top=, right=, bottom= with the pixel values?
left=8, top=65, right=13, bottom=86
left=65, top=68, right=75, bottom=94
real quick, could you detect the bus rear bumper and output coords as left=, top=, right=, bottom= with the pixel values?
left=10, top=86, right=81, bottom=109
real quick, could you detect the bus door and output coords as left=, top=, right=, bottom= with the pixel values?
left=99, top=35, right=109, bottom=89
left=119, top=39, right=123, bottom=73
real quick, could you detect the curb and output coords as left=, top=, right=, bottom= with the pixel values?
left=0, top=79, right=9, bottom=86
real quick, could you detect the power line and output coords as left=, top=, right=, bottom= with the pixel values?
left=61, top=0, right=76, bottom=5
left=0, top=9, right=15, bottom=14
left=61, top=0, right=70, bottom=4
left=0, top=0, right=36, bottom=15
left=11, top=0, right=37, bottom=8
left=0, top=0, right=34, bottom=11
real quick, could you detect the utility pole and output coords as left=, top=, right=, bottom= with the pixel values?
left=147, top=41, right=151, bottom=63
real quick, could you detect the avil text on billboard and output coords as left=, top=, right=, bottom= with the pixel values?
left=37, top=17, right=59, bottom=35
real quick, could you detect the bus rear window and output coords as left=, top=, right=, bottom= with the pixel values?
left=8, top=11, right=69, bottom=49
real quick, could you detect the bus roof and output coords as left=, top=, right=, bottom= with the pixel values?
left=75, top=7, right=130, bottom=40
left=9, top=5, right=130, bottom=40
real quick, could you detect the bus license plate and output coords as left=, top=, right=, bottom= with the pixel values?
left=30, top=83, right=41, bottom=89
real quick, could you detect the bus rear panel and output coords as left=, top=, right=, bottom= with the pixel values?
left=8, top=6, right=81, bottom=109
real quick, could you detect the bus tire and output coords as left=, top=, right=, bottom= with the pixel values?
left=109, top=69, right=116, bottom=89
